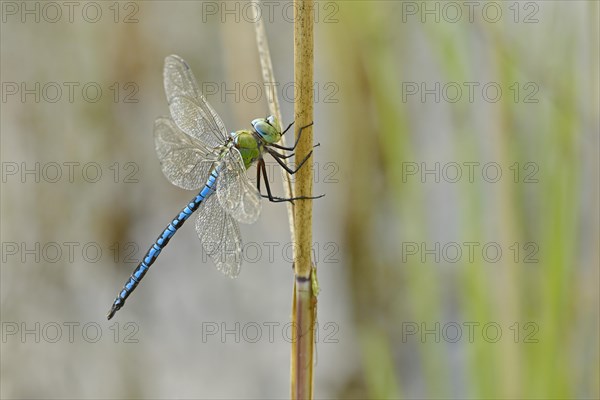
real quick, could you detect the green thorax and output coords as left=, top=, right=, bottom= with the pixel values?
left=232, top=130, right=262, bottom=169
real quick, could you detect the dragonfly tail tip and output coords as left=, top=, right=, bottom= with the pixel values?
left=107, top=305, right=118, bottom=320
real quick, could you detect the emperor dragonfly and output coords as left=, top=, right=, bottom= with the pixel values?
left=107, top=55, right=319, bottom=320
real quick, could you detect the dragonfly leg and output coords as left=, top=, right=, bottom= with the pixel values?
left=257, top=158, right=263, bottom=193
left=270, top=151, right=295, bottom=160
left=259, top=155, right=325, bottom=202
left=269, top=122, right=314, bottom=151
left=281, top=121, right=295, bottom=136
left=258, top=158, right=295, bottom=204
left=267, top=147, right=314, bottom=175
left=268, top=143, right=321, bottom=161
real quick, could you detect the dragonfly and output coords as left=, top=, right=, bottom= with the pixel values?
left=107, top=55, right=320, bottom=320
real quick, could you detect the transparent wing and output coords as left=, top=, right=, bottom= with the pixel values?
left=195, top=194, right=243, bottom=277
left=163, top=55, right=228, bottom=149
left=217, top=147, right=262, bottom=224
left=154, top=116, right=217, bottom=190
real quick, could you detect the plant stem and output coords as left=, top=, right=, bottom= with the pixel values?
left=251, top=1, right=296, bottom=242
left=292, top=0, right=316, bottom=399
left=251, top=2, right=316, bottom=398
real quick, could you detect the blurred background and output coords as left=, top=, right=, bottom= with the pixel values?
left=1, top=1, right=598, bottom=399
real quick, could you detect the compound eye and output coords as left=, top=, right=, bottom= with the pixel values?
left=266, top=115, right=280, bottom=132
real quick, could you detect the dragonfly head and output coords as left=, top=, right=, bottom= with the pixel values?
left=252, top=115, right=281, bottom=144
